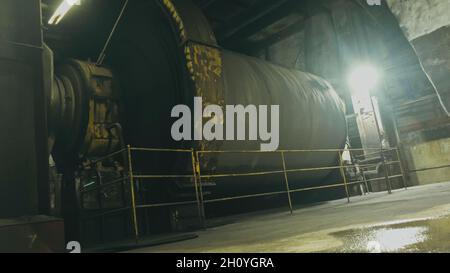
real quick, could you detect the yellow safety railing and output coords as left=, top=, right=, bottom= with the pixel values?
left=79, top=146, right=201, bottom=244
left=195, top=147, right=406, bottom=219
left=79, top=146, right=407, bottom=244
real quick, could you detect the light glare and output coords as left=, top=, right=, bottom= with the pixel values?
left=48, top=0, right=81, bottom=25
left=348, top=64, right=380, bottom=94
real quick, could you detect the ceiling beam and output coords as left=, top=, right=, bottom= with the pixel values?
left=221, top=0, right=304, bottom=47
left=237, top=16, right=306, bottom=54
left=215, top=0, right=292, bottom=42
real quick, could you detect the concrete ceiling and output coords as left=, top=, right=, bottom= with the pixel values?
left=41, top=0, right=313, bottom=56
left=387, top=0, right=450, bottom=41
left=192, top=0, right=309, bottom=52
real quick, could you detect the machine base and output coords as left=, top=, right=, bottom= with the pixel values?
left=0, top=215, right=65, bottom=253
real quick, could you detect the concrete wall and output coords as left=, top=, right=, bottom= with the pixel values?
left=255, top=31, right=306, bottom=71
left=387, top=0, right=450, bottom=115
left=253, top=0, right=450, bottom=186
left=412, top=26, right=450, bottom=108
left=387, top=0, right=450, bottom=186
left=409, top=137, right=450, bottom=185
left=266, top=31, right=306, bottom=71
left=387, top=0, right=450, bottom=40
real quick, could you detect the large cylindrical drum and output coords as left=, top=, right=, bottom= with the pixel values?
left=108, top=0, right=347, bottom=199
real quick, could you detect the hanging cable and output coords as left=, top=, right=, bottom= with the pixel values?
left=411, top=45, right=450, bottom=117
left=96, top=0, right=129, bottom=66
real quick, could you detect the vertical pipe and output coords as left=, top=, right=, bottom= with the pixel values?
left=280, top=152, right=293, bottom=214
left=126, top=145, right=139, bottom=243
left=370, top=96, right=392, bottom=194
left=338, top=151, right=351, bottom=203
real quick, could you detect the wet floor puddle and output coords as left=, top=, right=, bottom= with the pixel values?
left=329, top=216, right=450, bottom=253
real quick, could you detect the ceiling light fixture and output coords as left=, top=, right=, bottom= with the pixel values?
left=48, top=0, right=81, bottom=25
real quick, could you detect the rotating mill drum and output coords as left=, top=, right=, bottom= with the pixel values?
left=107, top=0, right=347, bottom=199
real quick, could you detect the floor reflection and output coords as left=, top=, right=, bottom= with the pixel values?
left=330, top=216, right=450, bottom=253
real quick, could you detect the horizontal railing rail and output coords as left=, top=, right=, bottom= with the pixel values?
left=79, top=145, right=407, bottom=243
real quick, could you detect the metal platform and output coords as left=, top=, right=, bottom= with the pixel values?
left=0, top=215, right=64, bottom=253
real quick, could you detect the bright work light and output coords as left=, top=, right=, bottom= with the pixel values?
left=348, top=64, right=380, bottom=94
left=48, top=0, right=81, bottom=25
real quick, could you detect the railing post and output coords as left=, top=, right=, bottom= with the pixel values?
left=126, top=145, right=139, bottom=243
left=380, top=148, right=392, bottom=194
left=280, top=151, right=293, bottom=214
left=195, top=151, right=207, bottom=229
left=191, top=149, right=206, bottom=229
left=95, top=165, right=105, bottom=243
left=396, top=147, right=408, bottom=190
left=359, top=167, right=370, bottom=195
left=338, top=151, right=351, bottom=203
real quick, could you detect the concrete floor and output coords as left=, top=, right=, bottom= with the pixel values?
left=131, top=182, right=450, bottom=253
